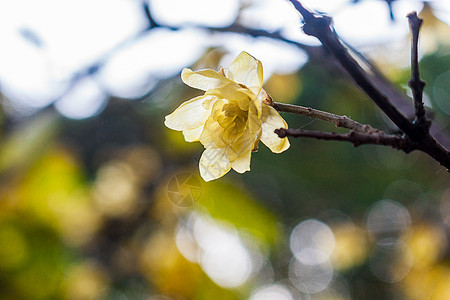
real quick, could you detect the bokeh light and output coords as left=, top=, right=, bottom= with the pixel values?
left=369, top=239, right=414, bottom=283
left=250, top=283, right=295, bottom=300
left=63, top=261, right=109, bottom=300
left=290, top=219, right=335, bottom=265
left=0, top=224, right=28, bottom=270
left=0, top=0, right=449, bottom=299
left=366, top=199, right=411, bottom=242
left=289, top=257, right=334, bottom=294
left=331, top=222, right=369, bottom=271
left=192, top=213, right=255, bottom=288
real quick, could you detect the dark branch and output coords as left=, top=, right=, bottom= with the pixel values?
left=275, top=128, right=410, bottom=150
left=209, top=24, right=315, bottom=53
left=407, top=12, right=429, bottom=134
left=273, top=102, right=382, bottom=134
left=286, top=0, right=450, bottom=171
left=142, top=1, right=160, bottom=29
left=287, top=0, right=416, bottom=138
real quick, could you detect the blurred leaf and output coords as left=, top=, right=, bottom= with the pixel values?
left=0, top=217, right=72, bottom=300
left=6, top=145, right=101, bottom=246
left=0, top=111, right=60, bottom=173
left=420, top=4, right=450, bottom=53
left=198, top=180, right=282, bottom=246
left=140, top=230, right=240, bottom=300
left=264, top=72, right=302, bottom=104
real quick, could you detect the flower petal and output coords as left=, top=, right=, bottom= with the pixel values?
left=181, top=68, right=233, bottom=91
left=199, top=148, right=231, bottom=181
left=247, top=101, right=262, bottom=133
left=260, top=104, right=290, bottom=153
left=229, top=132, right=254, bottom=173
left=227, top=51, right=263, bottom=96
left=205, top=83, right=255, bottom=111
left=182, top=126, right=204, bottom=142
left=165, top=95, right=214, bottom=131
left=231, top=148, right=252, bottom=173
left=199, top=115, right=227, bottom=148
left=200, top=115, right=247, bottom=150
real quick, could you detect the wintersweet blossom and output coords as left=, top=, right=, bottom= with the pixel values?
left=165, top=51, right=290, bottom=181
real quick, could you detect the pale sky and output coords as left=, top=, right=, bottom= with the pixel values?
left=0, top=0, right=448, bottom=119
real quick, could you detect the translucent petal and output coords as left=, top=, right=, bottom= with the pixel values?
left=260, top=104, right=290, bottom=153
left=199, top=148, right=231, bottom=181
left=200, top=116, right=228, bottom=148
left=253, top=96, right=262, bottom=118
left=227, top=51, right=263, bottom=96
left=252, top=132, right=262, bottom=152
left=165, top=95, right=214, bottom=131
left=182, top=126, right=204, bottom=142
left=247, top=102, right=262, bottom=134
left=181, top=68, right=233, bottom=91
left=230, top=148, right=252, bottom=173
left=211, top=100, right=236, bottom=129
left=228, top=131, right=255, bottom=173
left=202, top=97, right=216, bottom=110
left=205, top=83, right=255, bottom=111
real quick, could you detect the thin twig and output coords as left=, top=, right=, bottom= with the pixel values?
left=407, top=12, right=429, bottom=133
left=273, top=102, right=382, bottom=134
left=286, top=0, right=415, bottom=137
left=275, top=128, right=409, bottom=150
left=142, top=1, right=160, bottom=29
left=286, top=0, right=450, bottom=170
left=209, top=24, right=316, bottom=53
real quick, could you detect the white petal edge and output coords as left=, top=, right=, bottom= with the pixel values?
left=199, top=148, right=231, bottom=182
left=227, top=125, right=256, bottom=168
left=183, top=126, right=204, bottom=142
left=230, top=146, right=252, bottom=173
left=165, top=95, right=214, bottom=131
left=260, top=104, right=290, bottom=153
left=227, top=51, right=263, bottom=96
left=181, top=68, right=233, bottom=91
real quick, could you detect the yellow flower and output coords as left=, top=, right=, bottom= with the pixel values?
left=165, top=51, right=290, bottom=181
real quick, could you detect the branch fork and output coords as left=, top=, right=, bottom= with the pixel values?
left=275, top=1, right=450, bottom=170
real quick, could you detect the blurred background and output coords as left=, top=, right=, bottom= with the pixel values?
left=0, top=0, right=450, bottom=299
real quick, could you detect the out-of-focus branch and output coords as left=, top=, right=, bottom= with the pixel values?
left=142, top=1, right=161, bottom=29
left=284, top=0, right=450, bottom=171
left=209, top=24, right=316, bottom=53
left=47, top=10, right=316, bottom=105
left=273, top=102, right=382, bottom=134
left=287, top=0, right=415, bottom=136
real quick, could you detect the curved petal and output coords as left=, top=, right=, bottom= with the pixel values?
left=230, top=149, right=252, bottom=173
left=205, top=83, right=255, bottom=111
left=229, top=133, right=254, bottom=173
left=260, top=104, right=290, bottom=153
left=199, top=115, right=227, bottom=148
left=165, top=95, right=214, bottom=131
left=182, top=126, right=204, bottom=142
left=247, top=102, right=262, bottom=134
left=181, top=68, right=233, bottom=91
left=199, top=148, right=231, bottom=181
left=227, top=51, right=263, bottom=96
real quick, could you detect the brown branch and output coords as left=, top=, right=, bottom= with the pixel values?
left=286, top=0, right=450, bottom=171
left=407, top=12, right=429, bottom=133
left=287, top=0, right=415, bottom=137
left=275, top=128, right=410, bottom=150
left=273, top=102, right=382, bottom=134
left=209, top=24, right=316, bottom=53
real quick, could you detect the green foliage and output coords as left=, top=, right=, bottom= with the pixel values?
left=0, top=4, right=449, bottom=300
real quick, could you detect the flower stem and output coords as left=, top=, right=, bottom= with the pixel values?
left=273, top=102, right=381, bottom=134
